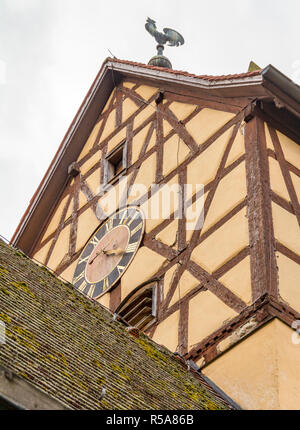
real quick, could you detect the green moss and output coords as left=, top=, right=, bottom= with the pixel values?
left=96, top=347, right=105, bottom=356
left=0, top=286, right=11, bottom=296
left=96, top=377, right=106, bottom=385
left=0, top=265, right=8, bottom=275
left=136, top=338, right=168, bottom=364
left=0, top=313, right=11, bottom=324
left=93, top=359, right=102, bottom=369
left=62, top=370, right=73, bottom=380
left=14, top=250, right=27, bottom=258
left=10, top=281, right=35, bottom=298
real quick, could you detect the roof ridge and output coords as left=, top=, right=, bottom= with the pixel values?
left=106, top=57, right=262, bottom=81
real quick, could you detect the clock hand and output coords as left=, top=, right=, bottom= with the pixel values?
left=88, top=240, right=114, bottom=264
left=88, top=250, right=104, bottom=264
left=102, top=248, right=125, bottom=256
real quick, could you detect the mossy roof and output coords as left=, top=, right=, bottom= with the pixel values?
left=0, top=239, right=233, bottom=410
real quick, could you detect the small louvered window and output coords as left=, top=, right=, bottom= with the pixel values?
left=116, top=282, right=157, bottom=331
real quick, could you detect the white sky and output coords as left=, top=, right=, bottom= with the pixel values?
left=0, top=0, right=299, bottom=241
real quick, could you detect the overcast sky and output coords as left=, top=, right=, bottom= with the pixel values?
left=0, top=0, right=299, bottom=241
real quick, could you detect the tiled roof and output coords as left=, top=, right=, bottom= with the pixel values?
left=106, top=57, right=262, bottom=81
left=0, top=239, right=233, bottom=410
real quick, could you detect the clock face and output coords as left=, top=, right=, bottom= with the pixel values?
left=72, top=206, right=144, bottom=299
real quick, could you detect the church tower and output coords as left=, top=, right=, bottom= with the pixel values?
left=12, top=55, right=300, bottom=409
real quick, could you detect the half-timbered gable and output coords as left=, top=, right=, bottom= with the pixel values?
left=11, top=58, right=300, bottom=409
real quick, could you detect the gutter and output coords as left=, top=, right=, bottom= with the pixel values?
left=261, top=64, right=300, bottom=117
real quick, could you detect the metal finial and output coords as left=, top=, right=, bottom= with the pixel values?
left=145, top=18, right=184, bottom=69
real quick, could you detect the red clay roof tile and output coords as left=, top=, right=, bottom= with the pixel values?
left=106, top=57, right=262, bottom=81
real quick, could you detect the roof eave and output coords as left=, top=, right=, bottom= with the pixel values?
left=261, top=64, right=300, bottom=119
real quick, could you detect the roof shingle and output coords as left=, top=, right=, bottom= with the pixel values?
left=0, top=239, right=233, bottom=410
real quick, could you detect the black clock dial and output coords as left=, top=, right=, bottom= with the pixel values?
left=72, top=206, right=144, bottom=299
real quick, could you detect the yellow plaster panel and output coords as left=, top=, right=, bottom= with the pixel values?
left=152, top=310, right=179, bottom=352
left=219, top=256, right=252, bottom=305
left=133, top=152, right=156, bottom=195
left=78, top=190, right=88, bottom=210
left=185, top=108, right=234, bottom=146
left=96, top=292, right=111, bottom=309
left=33, top=240, right=53, bottom=265
left=202, top=319, right=280, bottom=409
left=135, top=85, right=158, bottom=100
left=269, top=157, right=290, bottom=202
left=277, top=252, right=300, bottom=313
left=44, top=195, right=70, bottom=239
left=155, top=219, right=178, bottom=248
left=122, top=98, right=138, bottom=123
left=169, top=270, right=199, bottom=308
left=185, top=193, right=207, bottom=242
left=272, top=202, right=300, bottom=255
left=276, top=320, right=300, bottom=410
left=291, top=172, right=300, bottom=204
left=76, top=208, right=100, bottom=252
left=148, top=127, right=156, bottom=150
left=60, top=259, right=78, bottom=284
left=85, top=168, right=101, bottom=197
left=131, top=123, right=151, bottom=164
left=188, top=290, right=237, bottom=350
left=225, top=130, right=245, bottom=167
left=123, top=81, right=136, bottom=89
left=107, top=127, right=127, bottom=154
left=277, top=130, right=300, bottom=170
left=169, top=102, right=197, bottom=122
left=141, top=175, right=179, bottom=233
left=203, top=319, right=300, bottom=410
left=186, top=127, right=233, bottom=198
left=133, top=105, right=154, bottom=130
left=201, top=161, right=247, bottom=234
left=191, top=207, right=249, bottom=273
left=163, top=134, right=190, bottom=177
left=121, top=247, right=166, bottom=300
left=102, top=89, right=115, bottom=114
left=99, top=109, right=116, bottom=143
left=100, top=175, right=129, bottom=216
left=80, top=151, right=101, bottom=176
left=163, top=264, right=178, bottom=299
left=265, top=123, right=275, bottom=151
left=78, top=120, right=102, bottom=161
left=48, top=224, right=71, bottom=271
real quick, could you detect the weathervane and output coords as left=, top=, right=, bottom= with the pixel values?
left=145, top=18, right=184, bottom=69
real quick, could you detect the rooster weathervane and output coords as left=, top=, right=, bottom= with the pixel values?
left=145, top=18, right=184, bottom=69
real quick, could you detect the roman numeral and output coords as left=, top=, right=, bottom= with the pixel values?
left=103, top=277, right=109, bottom=291
left=127, top=212, right=139, bottom=227
left=126, top=242, right=137, bottom=253
left=91, top=237, right=99, bottom=247
left=130, top=222, right=143, bottom=237
left=73, top=271, right=85, bottom=285
left=120, top=210, right=129, bottom=225
left=79, top=255, right=90, bottom=265
left=117, top=265, right=126, bottom=276
left=105, top=218, right=113, bottom=232
left=77, top=280, right=87, bottom=292
left=86, top=284, right=96, bottom=298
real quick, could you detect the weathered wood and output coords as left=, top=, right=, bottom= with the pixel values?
left=244, top=117, right=278, bottom=300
